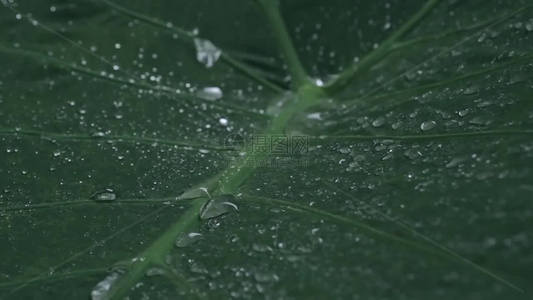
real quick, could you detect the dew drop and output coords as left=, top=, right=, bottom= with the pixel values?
left=194, top=38, right=221, bottom=68
left=509, top=73, right=527, bottom=85
left=391, top=122, right=402, bottom=130
left=146, top=267, right=167, bottom=277
left=420, top=120, right=436, bottom=131
left=446, top=156, right=468, bottom=168
left=458, top=109, right=469, bottom=117
left=196, top=87, right=223, bottom=100
left=199, top=194, right=238, bottom=220
left=372, top=117, right=385, bottom=128
left=339, top=147, right=350, bottom=154
left=463, top=85, right=479, bottom=95
left=175, top=232, right=203, bottom=248
left=219, top=118, right=228, bottom=126
left=91, top=189, right=117, bottom=202
left=404, top=148, right=422, bottom=160
left=252, top=243, right=273, bottom=252
left=254, top=272, right=280, bottom=283
left=469, top=116, right=491, bottom=125
left=381, top=152, right=394, bottom=161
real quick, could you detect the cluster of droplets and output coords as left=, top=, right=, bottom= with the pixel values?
left=90, top=192, right=238, bottom=299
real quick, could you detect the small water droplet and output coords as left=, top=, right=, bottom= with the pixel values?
left=91, top=189, right=117, bottom=202
left=194, top=38, right=221, bottom=68
left=420, top=120, right=436, bottom=131
left=372, top=117, right=385, bottom=128
left=469, top=116, right=491, bottom=125
left=199, top=194, right=238, bottom=220
left=175, top=232, right=203, bottom=248
left=146, top=267, right=167, bottom=277
left=404, top=148, right=422, bottom=160
left=252, top=243, right=273, bottom=252
left=463, top=85, right=479, bottom=95
left=392, top=122, right=402, bottom=130
left=477, top=101, right=492, bottom=108
left=446, top=156, right=468, bottom=168
left=307, top=112, right=322, bottom=120
left=339, top=147, right=350, bottom=154
left=254, top=272, right=280, bottom=283
left=196, top=87, right=223, bottom=100
left=458, top=109, right=469, bottom=117
left=381, top=152, right=394, bottom=161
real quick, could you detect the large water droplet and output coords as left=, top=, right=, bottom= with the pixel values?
left=91, top=272, right=122, bottom=300
left=194, top=38, right=221, bottom=68
left=199, top=194, right=238, bottom=220
left=175, top=232, right=203, bottom=248
left=196, top=87, right=223, bottom=100
left=91, top=189, right=117, bottom=202
left=420, top=121, right=436, bottom=131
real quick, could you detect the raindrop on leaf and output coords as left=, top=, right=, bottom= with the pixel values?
left=199, top=194, right=238, bottom=220
left=91, top=189, right=117, bottom=202
left=194, top=38, right=221, bottom=68
left=420, top=120, right=436, bottom=131
left=175, top=232, right=203, bottom=248
left=196, top=87, right=223, bottom=100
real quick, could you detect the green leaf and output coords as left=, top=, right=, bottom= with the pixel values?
left=1, top=0, right=532, bottom=299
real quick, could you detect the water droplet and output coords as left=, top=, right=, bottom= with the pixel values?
left=339, top=147, right=350, bottom=154
left=509, top=73, right=526, bottom=85
left=392, top=122, right=402, bottom=130
left=404, top=148, right=422, bottom=160
left=372, top=117, right=385, bottom=128
left=199, top=194, right=238, bottom=220
left=469, top=116, right=491, bottom=125
left=194, top=38, right=221, bottom=68
left=91, top=272, right=122, bottom=300
left=458, top=109, right=469, bottom=117
left=420, top=120, right=436, bottom=131
left=146, top=267, right=167, bottom=277
left=307, top=112, right=322, bottom=120
left=252, top=243, right=273, bottom=252
left=175, top=232, right=203, bottom=248
left=446, top=156, right=468, bottom=168
left=219, top=118, right=228, bottom=126
left=91, top=189, right=117, bottom=202
left=381, top=152, right=394, bottom=161
left=196, top=87, right=223, bottom=100
left=254, top=272, right=280, bottom=283
left=477, top=101, right=492, bottom=108
left=463, top=85, right=479, bottom=95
